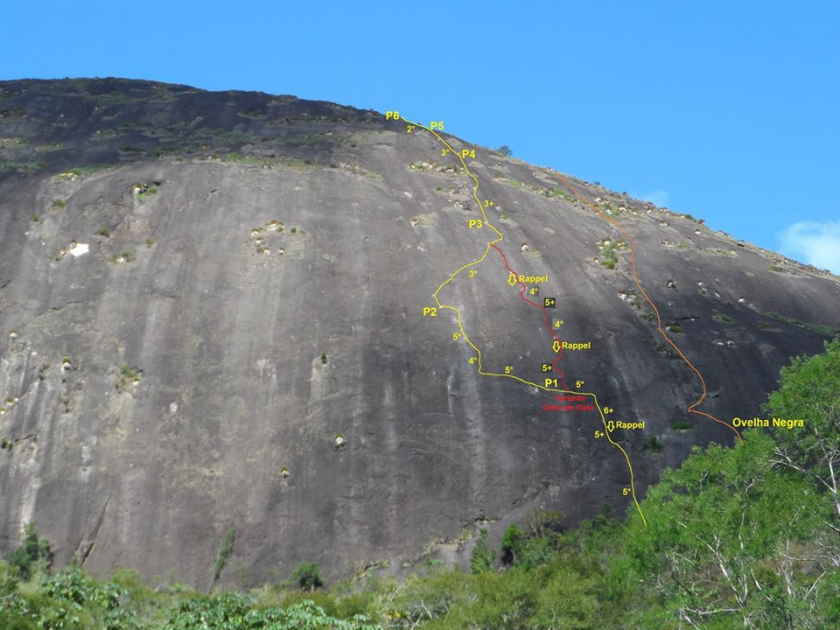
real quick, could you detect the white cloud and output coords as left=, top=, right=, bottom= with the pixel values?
left=632, top=189, right=670, bottom=207
left=779, top=220, right=840, bottom=273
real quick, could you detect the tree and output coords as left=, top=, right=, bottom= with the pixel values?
left=291, top=563, right=323, bottom=591
left=470, top=528, right=495, bottom=574
left=620, top=432, right=830, bottom=628
left=496, top=145, right=513, bottom=157
left=7, top=523, right=51, bottom=580
left=766, top=338, right=840, bottom=527
left=500, top=524, right=523, bottom=565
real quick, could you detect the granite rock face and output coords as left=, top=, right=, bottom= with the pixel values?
left=1, top=79, right=838, bottom=588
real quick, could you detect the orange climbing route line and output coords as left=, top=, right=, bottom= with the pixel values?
left=549, top=173, right=743, bottom=445
left=399, top=116, right=647, bottom=526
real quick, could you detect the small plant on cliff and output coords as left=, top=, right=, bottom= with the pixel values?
left=643, top=435, right=664, bottom=452
left=115, top=364, right=141, bottom=391
left=134, top=183, right=158, bottom=203
left=212, top=527, right=235, bottom=584
left=291, top=562, right=323, bottom=591
left=598, top=238, right=626, bottom=270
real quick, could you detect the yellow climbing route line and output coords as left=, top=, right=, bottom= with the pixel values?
left=401, top=117, right=647, bottom=526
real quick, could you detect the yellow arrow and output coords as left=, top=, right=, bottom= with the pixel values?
left=552, top=340, right=561, bottom=353
left=507, top=273, right=517, bottom=286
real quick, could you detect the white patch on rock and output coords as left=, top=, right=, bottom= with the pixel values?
left=69, top=243, right=89, bottom=257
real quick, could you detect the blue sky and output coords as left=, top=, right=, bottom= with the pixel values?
left=3, top=1, right=838, bottom=271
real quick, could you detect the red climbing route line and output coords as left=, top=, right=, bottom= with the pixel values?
left=489, top=242, right=570, bottom=391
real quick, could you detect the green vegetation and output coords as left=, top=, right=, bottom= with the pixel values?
left=469, top=529, right=495, bottom=574
left=145, top=238, right=155, bottom=248
left=109, top=251, right=135, bottom=264
left=665, top=322, right=683, bottom=333
left=0, top=159, right=46, bottom=173
left=95, top=227, right=110, bottom=237
left=278, top=132, right=328, bottom=146
left=654, top=341, right=679, bottom=359
left=57, top=164, right=106, bottom=179
left=543, top=187, right=574, bottom=202
left=30, top=213, right=40, bottom=222
left=6, top=523, right=50, bottom=580
left=136, top=184, right=158, bottom=203
left=713, top=313, right=734, bottom=323
left=765, top=337, right=840, bottom=519
left=0, top=137, right=28, bottom=149
left=496, top=178, right=575, bottom=204
left=0, top=559, right=376, bottom=629
left=153, top=145, right=189, bottom=157
left=761, top=310, right=836, bottom=336
left=757, top=321, right=779, bottom=331
left=238, top=108, right=266, bottom=119
left=598, top=238, right=626, bottom=270
left=497, top=177, right=524, bottom=189
left=219, top=152, right=321, bottom=170
left=642, top=435, right=663, bottom=452
left=291, top=563, right=323, bottom=592
left=120, top=365, right=140, bottom=380
left=223, top=152, right=268, bottom=165
left=212, top=528, right=235, bottom=585
left=35, top=142, right=63, bottom=153
left=500, top=524, right=523, bottom=565
left=700, top=247, right=737, bottom=257
left=496, top=145, right=513, bottom=157
left=3, top=341, right=839, bottom=628
left=52, top=199, right=67, bottom=208
left=321, top=352, right=328, bottom=365
left=115, top=364, right=141, bottom=391
left=409, top=161, right=460, bottom=174
left=99, top=90, right=130, bottom=104
left=672, top=419, right=695, bottom=431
